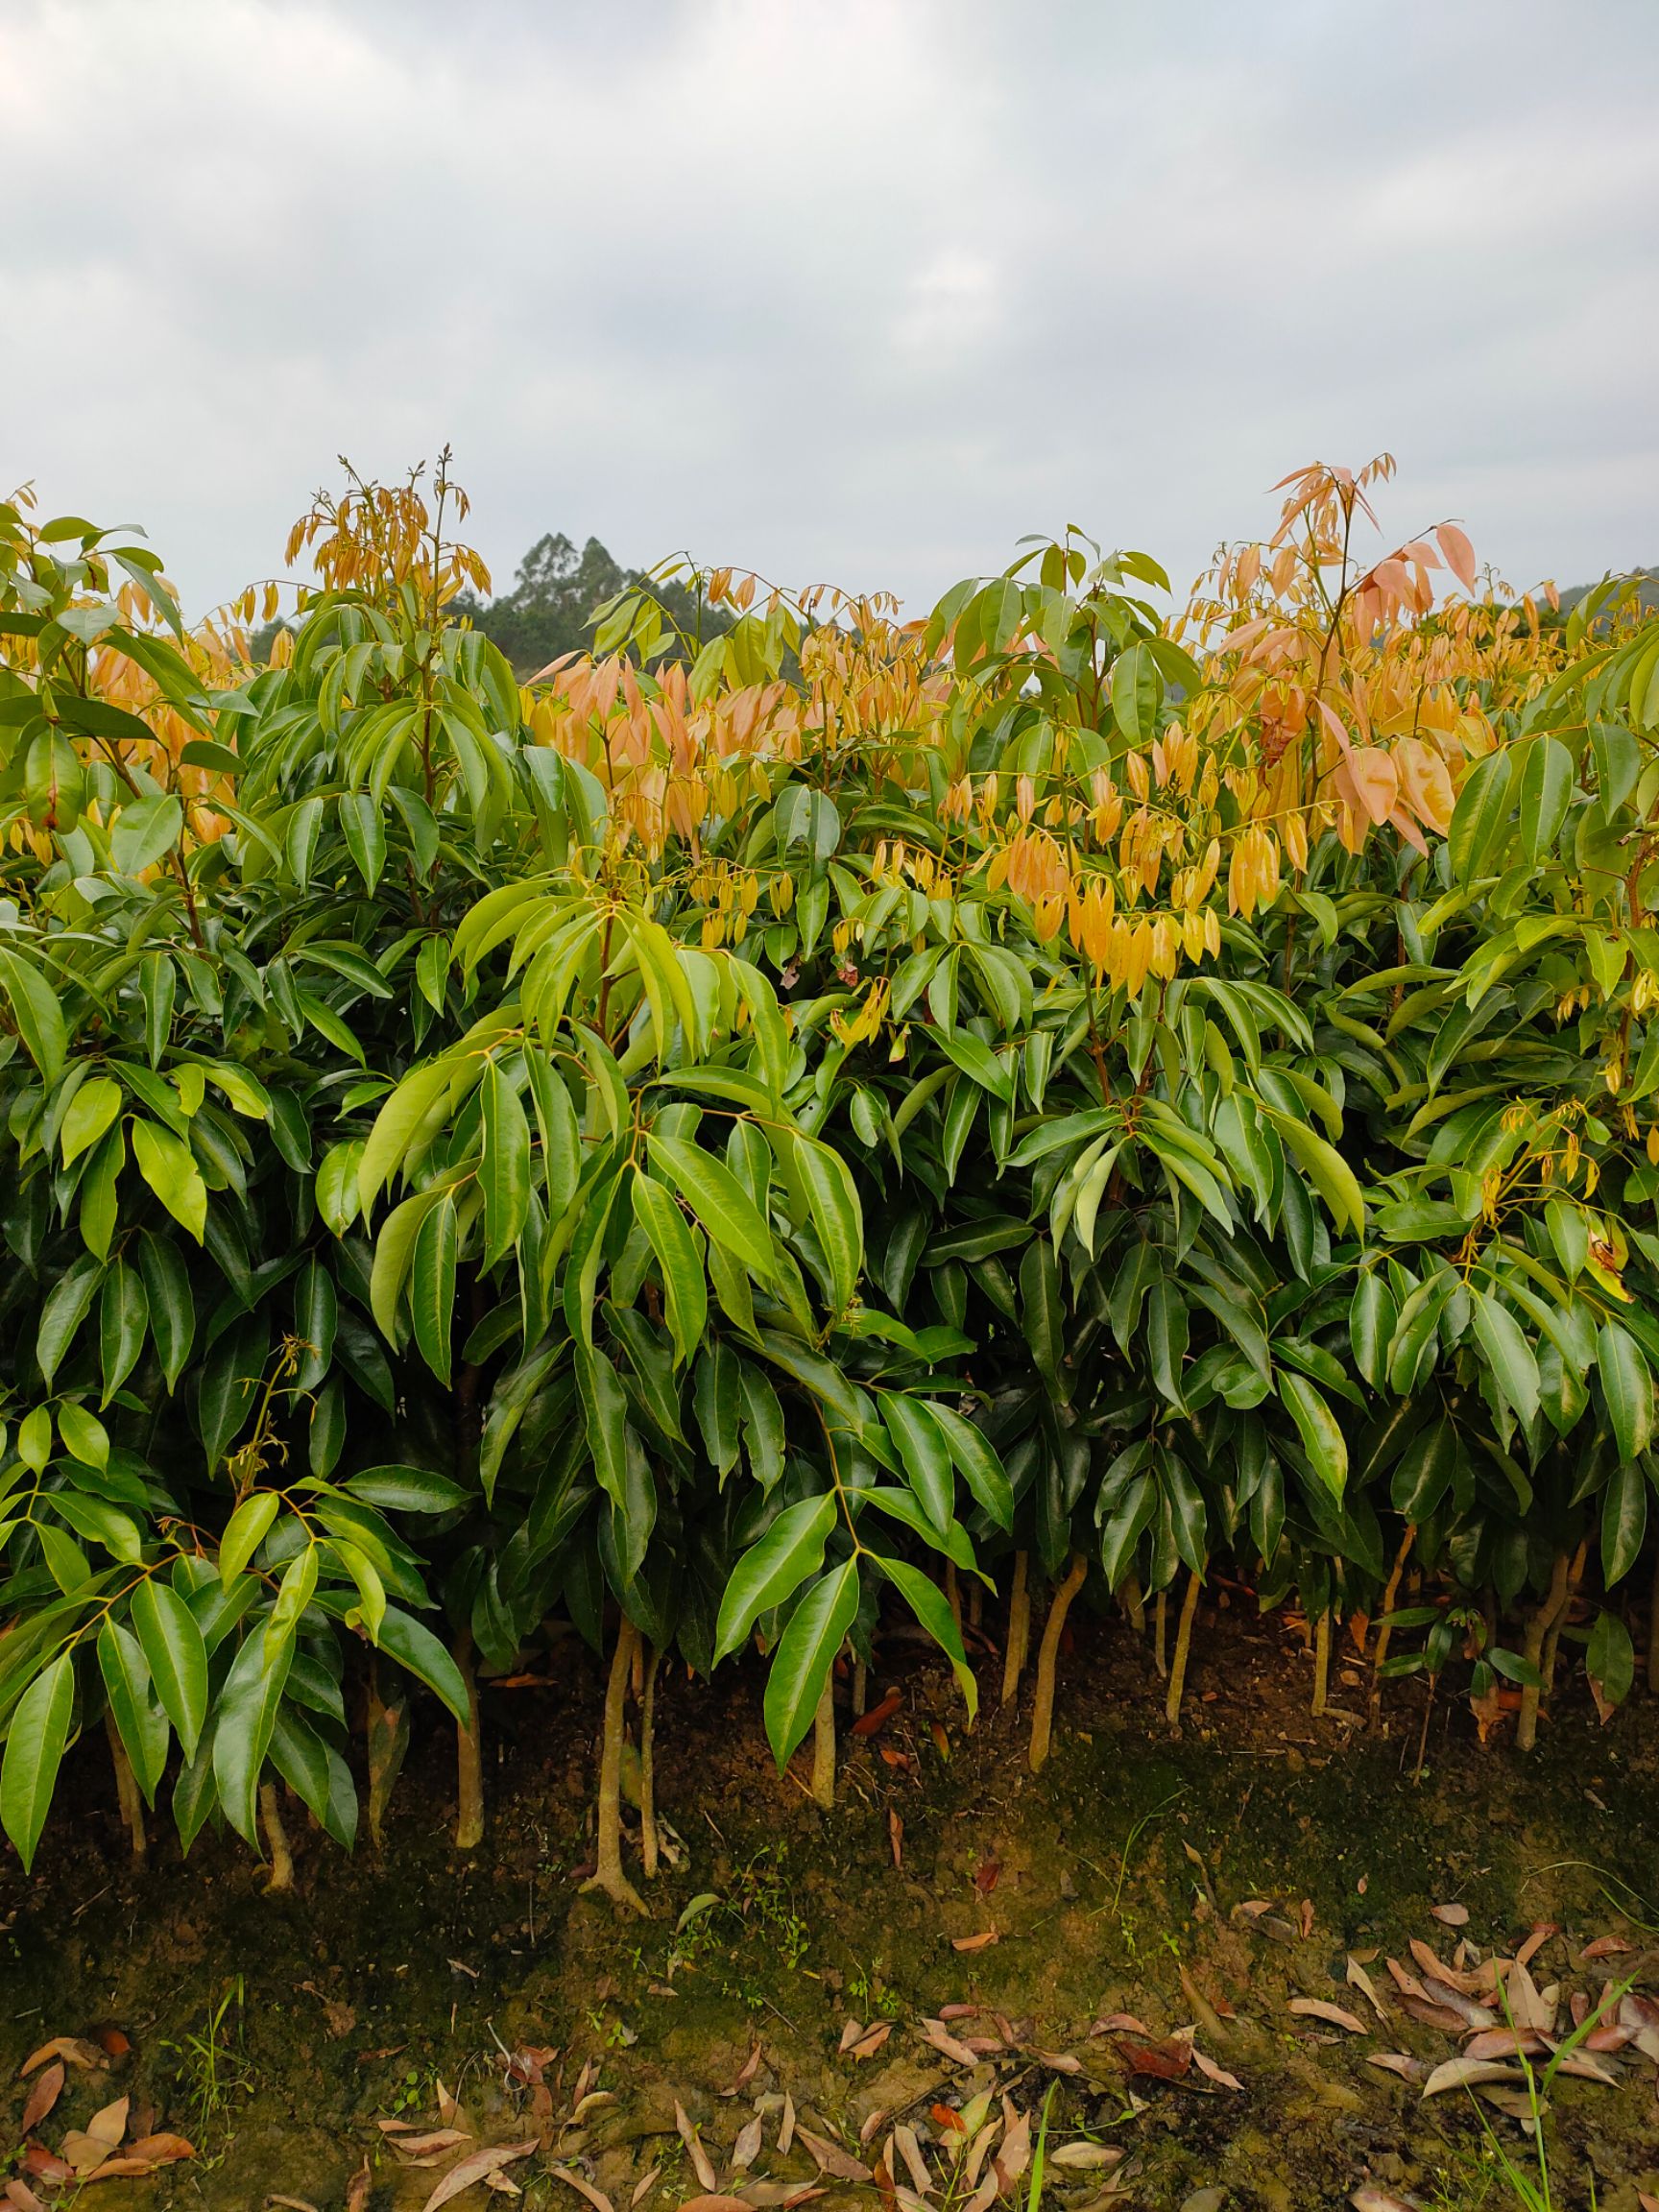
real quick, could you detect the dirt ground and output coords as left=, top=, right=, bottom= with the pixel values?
left=4, top=1596, right=1659, bottom=2212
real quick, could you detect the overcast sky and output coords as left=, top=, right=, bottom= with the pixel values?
left=3, top=0, right=1655, bottom=619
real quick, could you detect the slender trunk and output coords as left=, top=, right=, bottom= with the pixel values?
left=1517, top=1551, right=1572, bottom=1752
left=1153, top=1588, right=1168, bottom=1680
left=945, top=1561, right=961, bottom=1638
left=1029, top=1553, right=1088, bottom=1773
left=260, top=1782, right=295, bottom=1893
left=453, top=1624, right=484, bottom=1851
left=1368, top=1524, right=1417, bottom=1728
left=810, top=1674, right=836, bottom=1812
left=968, top=1582, right=983, bottom=1634
left=639, top=1642, right=661, bottom=1881
left=1540, top=1540, right=1587, bottom=1697
left=852, top=1659, right=868, bottom=1719
left=1166, top=1564, right=1204, bottom=1732
left=1311, top=1611, right=1332, bottom=1718
left=105, top=1712, right=146, bottom=1862
left=582, top=1615, right=647, bottom=1915
left=1000, top=1551, right=1030, bottom=1709
left=1122, top=1573, right=1146, bottom=1638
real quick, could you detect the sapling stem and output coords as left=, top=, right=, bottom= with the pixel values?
left=1153, top=1588, right=1168, bottom=1681
left=1166, top=1564, right=1203, bottom=1731
left=1311, top=1611, right=1332, bottom=1717
left=1029, top=1553, right=1087, bottom=1772
left=1369, top=1524, right=1416, bottom=1727
left=583, top=1614, right=647, bottom=1915
left=453, top=1624, right=484, bottom=1851
left=1517, top=1551, right=1571, bottom=1752
left=639, top=1640, right=661, bottom=1880
left=260, top=1782, right=295, bottom=1893
left=811, top=1672, right=836, bottom=1811
left=105, top=1711, right=145, bottom=1862
left=1001, top=1551, right=1030, bottom=1708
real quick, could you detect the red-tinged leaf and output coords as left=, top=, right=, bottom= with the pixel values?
left=421, top=2142, right=538, bottom=2212
left=1430, top=1903, right=1468, bottom=1928
left=1288, top=1999, right=1366, bottom=2034
left=20, top=2061, right=63, bottom=2133
left=1364, top=2053, right=1426, bottom=2083
left=847, top=2024, right=891, bottom=2062
left=1436, top=522, right=1479, bottom=595
left=1029, top=2049, right=1081, bottom=2074
left=951, top=1931, right=998, bottom=1953
left=674, top=2200, right=753, bottom=2212
left=1299, top=1899, right=1315, bottom=1938
left=1516, top=1924, right=1557, bottom=1966
left=1191, top=2050, right=1243, bottom=2092
left=1579, top=1935, right=1633, bottom=1960
left=1464, top=2029, right=1546, bottom=2062
left=19, top=2148, right=73, bottom=2185
left=920, top=2020, right=978, bottom=2067
left=547, top=2164, right=615, bottom=2212
left=675, top=2103, right=718, bottom=2196
left=5, top=2178, right=49, bottom=2211
left=1093, top=2013, right=1154, bottom=2036
left=1113, top=2033, right=1192, bottom=2081
left=18, top=2037, right=105, bottom=2076
left=973, top=1859, right=1000, bottom=1896
left=123, top=2135, right=194, bottom=2167
left=850, top=1689, right=902, bottom=1738
left=715, top=2044, right=762, bottom=2099
left=93, top=2029, right=130, bottom=2057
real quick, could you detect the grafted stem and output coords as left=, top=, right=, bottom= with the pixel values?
left=453, top=1624, right=484, bottom=1851
left=639, top=1641, right=661, bottom=1880
left=583, top=1615, right=647, bottom=1915
left=105, top=1711, right=146, bottom=1862
left=1166, top=1564, right=1204, bottom=1732
left=260, top=1782, right=295, bottom=1893
left=810, top=1673, right=836, bottom=1811
left=1029, top=1553, right=1088, bottom=1773
left=1000, top=1551, right=1030, bottom=1709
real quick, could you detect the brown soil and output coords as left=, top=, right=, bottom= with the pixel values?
left=4, top=1598, right=1658, bottom=2212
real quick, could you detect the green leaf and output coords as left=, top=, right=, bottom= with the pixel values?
left=647, top=1131, right=775, bottom=1278
left=220, top=1491, right=280, bottom=1586
left=99, top=1260, right=148, bottom=1407
left=1586, top=1608, right=1635, bottom=1717
left=0, top=1652, right=75, bottom=1871
left=410, top=1191, right=459, bottom=1386
left=137, top=1230, right=193, bottom=1393
left=873, top=1551, right=978, bottom=1721
left=794, top=1134, right=863, bottom=1312
left=359, top=1058, right=460, bottom=1213
left=344, top=1465, right=469, bottom=1513
left=132, top=1118, right=206, bottom=1242
left=1472, top=1290, right=1540, bottom=1429
left=575, top=1339, right=630, bottom=1511
left=1598, top=1320, right=1653, bottom=1463
left=339, top=790, right=386, bottom=893
left=36, top=1254, right=103, bottom=1387
left=1448, top=748, right=1513, bottom=882
left=1020, top=1238, right=1066, bottom=1400
left=879, top=1392, right=955, bottom=1536
left=762, top=1560, right=858, bottom=1767
left=479, top=1058, right=531, bottom=1268
left=1600, top=1457, right=1647, bottom=1587
left=60, top=1076, right=122, bottom=1167
left=631, top=1171, right=708, bottom=1366
left=1110, top=640, right=1162, bottom=745
left=132, top=1577, right=208, bottom=1762
left=97, top=1619, right=168, bottom=1803
left=1277, top=1372, right=1347, bottom=1498
left=1518, top=735, right=1573, bottom=863
left=316, top=1140, right=365, bottom=1237
left=0, top=947, right=67, bottom=1086
left=1265, top=1110, right=1364, bottom=1237
left=56, top=1399, right=108, bottom=1470
left=376, top=1604, right=471, bottom=1724
left=1348, top=1272, right=1396, bottom=1389
left=110, top=794, right=183, bottom=876
left=212, top=1623, right=295, bottom=1843
left=713, top=1495, right=838, bottom=1663
left=925, top=1402, right=1015, bottom=1528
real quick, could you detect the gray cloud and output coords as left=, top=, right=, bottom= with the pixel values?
left=2, top=0, right=1655, bottom=616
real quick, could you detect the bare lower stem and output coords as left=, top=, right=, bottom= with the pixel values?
left=1166, top=1564, right=1204, bottom=1732
left=852, top=1659, right=868, bottom=1719
left=260, top=1782, right=295, bottom=1893
left=946, top=1562, right=961, bottom=1638
left=639, top=1642, right=661, bottom=1881
left=1153, top=1588, right=1168, bottom=1680
left=1122, top=1573, right=1146, bottom=1638
left=453, top=1625, right=484, bottom=1851
left=105, top=1711, right=146, bottom=1862
left=1517, top=1551, right=1572, bottom=1752
left=968, top=1582, right=983, bottom=1632
left=1029, top=1553, right=1088, bottom=1773
left=1540, top=1540, right=1587, bottom=1697
left=1000, top=1551, right=1030, bottom=1709
left=1311, top=1611, right=1331, bottom=1718
left=583, top=1615, right=647, bottom=1915
left=811, top=1674, right=836, bottom=1811
left=1369, top=1525, right=1417, bottom=1727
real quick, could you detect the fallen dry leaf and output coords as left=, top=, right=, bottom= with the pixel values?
left=717, top=2046, right=762, bottom=2099
left=1580, top=1935, right=1634, bottom=1960
left=19, top=2061, right=63, bottom=2134
left=631, top=2170, right=661, bottom=2210
left=18, top=2150, right=72, bottom=2187
left=1430, top=1903, right=1469, bottom=1928
left=547, top=2166, right=615, bottom=2212
left=1030, top=2049, right=1081, bottom=2074
left=421, top=2141, right=538, bottom=2212
left=4, top=2181, right=48, bottom=2212
left=1345, top=1957, right=1388, bottom=2024
left=951, top=1931, right=998, bottom=1953
left=1464, top=2029, right=1546, bottom=2062
left=1422, top=2057, right=1522, bottom=2099
left=674, top=2200, right=752, bottom=2212
left=732, top=2115, right=763, bottom=2172
left=1516, top=1922, right=1557, bottom=1967
left=1048, top=2145, right=1123, bottom=2172
left=1351, top=2192, right=1417, bottom=2212
left=18, top=2039, right=104, bottom=2079
left=851, top=1689, right=902, bottom=1737
left=1093, top=2012, right=1154, bottom=2036
left=59, top=2133, right=116, bottom=2179
left=393, top=2129, right=474, bottom=2164
left=793, top=2128, right=868, bottom=2184
left=920, top=2018, right=978, bottom=2067
left=347, top=2163, right=373, bottom=2212
left=1191, top=2050, right=1243, bottom=2092
left=1112, top=2032, right=1191, bottom=2081
left=1288, top=2000, right=1366, bottom=2034
left=675, top=2104, right=719, bottom=2196
left=888, top=1810, right=903, bottom=1869
left=778, top=2092, right=795, bottom=2157
left=1364, top=2054, right=1426, bottom=2083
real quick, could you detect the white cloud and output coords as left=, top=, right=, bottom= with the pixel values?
left=1, top=0, right=1654, bottom=615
